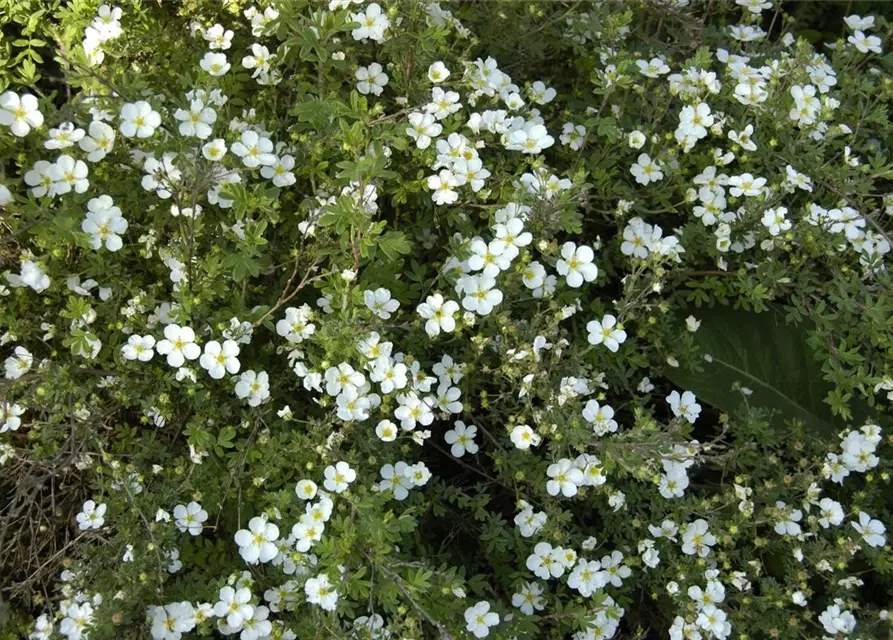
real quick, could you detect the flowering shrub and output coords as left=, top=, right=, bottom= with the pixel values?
left=2, top=1, right=893, bottom=639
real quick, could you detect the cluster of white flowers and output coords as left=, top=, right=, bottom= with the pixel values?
left=822, top=424, right=882, bottom=483
left=5, top=3, right=893, bottom=640
left=82, top=4, right=123, bottom=67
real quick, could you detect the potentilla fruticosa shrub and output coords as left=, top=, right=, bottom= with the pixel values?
left=2, top=0, right=893, bottom=639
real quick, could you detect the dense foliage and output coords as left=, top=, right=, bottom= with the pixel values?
left=2, top=1, right=893, bottom=639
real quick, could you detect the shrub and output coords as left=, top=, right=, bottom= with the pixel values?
left=1, top=1, right=892, bottom=639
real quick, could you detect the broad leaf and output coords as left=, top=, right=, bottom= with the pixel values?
left=666, top=305, right=847, bottom=434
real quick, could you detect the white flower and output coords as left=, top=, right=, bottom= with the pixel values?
left=356, top=63, right=389, bottom=96
left=818, top=498, right=844, bottom=528
left=586, top=314, right=626, bottom=352
left=350, top=2, right=390, bottom=42
left=546, top=458, right=584, bottom=497
left=728, top=172, right=766, bottom=197
left=260, top=154, right=296, bottom=187
left=505, top=122, right=554, bottom=154
left=556, top=242, right=598, bottom=288
left=628, top=130, right=646, bottom=149
left=512, top=582, right=545, bottom=615
left=853, top=511, right=886, bottom=548
left=637, top=57, right=670, bottom=78
left=737, top=0, right=772, bottom=13
left=370, top=357, right=408, bottom=395
left=92, top=5, right=123, bottom=40
left=844, top=15, right=875, bottom=31
left=849, top=30, right=882, bottom=54
left=231, top=130, right=276, bottom=168
left=407, top=111, right=442, bottom=149
left=426, top=87, right=462, bottom=120
left=582, top=400, right=618, bottom=436
left=515, top=506, right=546, bottom=537
left=521, top=261, right=546, bottom=290
left=202, top=138, right=227, bottom=161
left=445, top=420, right=478, bottom=457
left=394, top=391, right=434, bottom=430
left=304, top=573, right=339, bottom=611
left=428, top=61, right=450, bottom=83
left=141, top=153, right=180, bottom=199
left=528, top=80, right=556, bottom=105
left=559, top=122, right=586, bottom=149
left=375, top=419, right=398, bottom=442
left=468, top=239, right=511, bottom=278
left=325, top=363, right=365, bottom=396
left=728, top=124, right=756, bottom=151
left=82, top=195, right=127, bottom=251
left=5, top=346, right=33, bottom=379
left=235, top=516, right=279, bottom=564
left=24, top=160, right=54, bottom=197
left=630, top=153, right=663, bottom=185
left=119, top=101, right=161, bottom=138
left=199, top=340, right=241, bottom=379
left=248, top=6, right=279, bottom=36
left=59, top=603, right=94, bottom=640
left=324, top=461, right=357, bottom=493
left=0, top=92, right=44, bottom=137
left=174, top=99, right=216, bottom=139
left=173, top=501, right=208, bottom=535
left=203, top=23, right=234, bottom=50
left=773, top=501, right=803, bottom=536
left=526, top=541, right=564, bottom=578
left=785, top=165, right=812, bottom=192
left=667, top=390, right=701, bottom=423
left=76, top=500, right=106, bottom=530
left=30, top=614, right=53, bottom=640
left=818, top=604, right=857, bottom=636
left=600, top=550, right=631, bottom=587
left=464, top=601, right=499, bottom=638
left=214, top=587, right=253, bottom=629
left=405, top=461, right=431, bottom=487
left=49, top=155, right=89, bottom=195
left=427, top=169, right=462, bottom=205
left=640, top=540, right=661, bottom=568
left=200, top=52, right=231, bottom=76
left=510, top=424, right=541, bottom=450
left=156, top=324, right=201, bottom=368
left=242, top=43, right=275, bottom=79
left=681, top=519, right=716, bottom=557
left=276, top=305, right=315, bottom=343
left=416, top=294, right=460, bottom=337
left=7, top=260, right=50, bottom=293
left=78, top=120, right=115, bottom=161
left=45, top=122, right=85, bottom=149
left=234, top=370, right=270, bottom=406
left=121, top=334, right=155, bottom=362
left=364, top=288, right=400, bottom=319
left=377, top=461, right=412, bottom=500
left=492, top=217, right=532, bottom=259
left=761, top=207, right=790, bottom=237
left=1, top=401, right=25, bottom=433
left=460, top=275, right=503, bottom=316
left=83, top=29, right=105, bottom=67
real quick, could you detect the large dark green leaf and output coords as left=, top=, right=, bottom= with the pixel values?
left=666, top=305, right=842, bottom=434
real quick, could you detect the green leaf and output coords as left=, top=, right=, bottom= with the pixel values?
left=666, top=305, right=845, bottom=435
left=377, top=231, right=411, bottom=261
left=217, top=426, right=236, bottom=449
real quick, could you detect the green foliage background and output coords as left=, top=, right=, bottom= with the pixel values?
left=1, top=1, right=892, bottom=639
